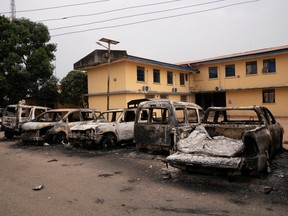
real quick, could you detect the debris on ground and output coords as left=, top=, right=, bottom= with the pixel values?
left=47, top=159, right=58, bottom=162
left=33, top=184, right=44, bottom=191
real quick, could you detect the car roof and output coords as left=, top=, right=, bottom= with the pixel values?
left=45, top=108, right=98, bottom=112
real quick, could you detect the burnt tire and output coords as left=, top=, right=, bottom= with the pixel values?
left=4, top=131, right=14, bottom=139
left=52, top=132, right=67, bottom=145
left=101, top=133, right=116, bottom=150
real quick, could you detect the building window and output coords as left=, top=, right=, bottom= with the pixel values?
left=246, top=61, right=257, bottom=75
left=263, top=59, right=276, bottom=73
left=209, top=66, right=218, bottom=79
left=225, top=64, right=235, bottom=77
left=153, top=69, right=160, bottom=83
left=145, top=94, right=155, bottom=99
left=137, top=66, right=145, bottom=82
left=262, top=89, right=275, bottom=103
left=180, top=95, right=187, bottom=102
left=167, top=71, right=173, bottom=84
left=180, top=73, right=185, bottom=85
left=160, top=95, right=168, bottom=99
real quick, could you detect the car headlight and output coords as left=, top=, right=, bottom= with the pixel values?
left=95, top=127, right=103, bottom=134
left=86, top=129, right=94, bottom=137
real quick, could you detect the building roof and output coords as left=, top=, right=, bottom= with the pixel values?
left=179, top=45, right=288, bottom=66
left=74, top=49, right=197, bottom=73
left=126, top=55, right=196, bottom=72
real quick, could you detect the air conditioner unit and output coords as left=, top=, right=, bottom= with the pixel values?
left=142, top=85, right=151, bottom=91
left=172, top=87, right=178, bottom=93
left=262, top=68, right=269, bottom=73
left=215, top=86, right=222, bottom=91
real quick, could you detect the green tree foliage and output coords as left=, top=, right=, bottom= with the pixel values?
left=60, top=70, right=88, bottom=108
left=0, top=16, right=57, bottom=107
left=34, top=76, right=59, bottom=107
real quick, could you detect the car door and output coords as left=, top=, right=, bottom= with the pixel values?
left=117, top=110, right=135, bottom=141
left=67, top=111, right=83, bottom=132
left=262, top=107, right=283, bottom=155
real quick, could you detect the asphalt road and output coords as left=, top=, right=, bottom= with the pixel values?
left=0, top=132, right=287, bottom=216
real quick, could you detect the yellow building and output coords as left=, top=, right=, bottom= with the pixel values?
left=74, top=50, right=197, bottom=111
left=182, top=45, right=288, bottom=117
left=74, top=45, right=288, bottom=117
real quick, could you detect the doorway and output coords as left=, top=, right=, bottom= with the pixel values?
left=195, top=92, right=226, bottom=110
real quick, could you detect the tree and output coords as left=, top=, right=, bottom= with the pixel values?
left=34, top=76, right=59, bottom=107
left=59, top=70, right=88, bottom=108
left=0, top=16, right=57, bottom=107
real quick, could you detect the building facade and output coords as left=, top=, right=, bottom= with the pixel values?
left=74, top=50, right=197, bottom=111
left=184, top=45, right=288, bottom=117
left=74, top=45, right=288, bottom=117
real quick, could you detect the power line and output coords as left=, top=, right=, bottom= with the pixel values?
left=38, top=0, right=182, bottom=22
left=51, top=0, right=261, bottom=37
left=50, top=0, right=224, bottom=30
left=1, top=0, right=109, bottom=14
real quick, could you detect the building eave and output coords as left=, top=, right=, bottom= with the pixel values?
left=73, top=49, right=197, bottom=73
left=180, top=45, right=288, bottom=66
left=192, top=85, right=288, bottom=93
left=126, top=55, right=197, bottom=73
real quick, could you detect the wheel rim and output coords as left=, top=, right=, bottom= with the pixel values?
left=102, top=134, right=115, bottom=150
left=53, top=133, right=66, bottom=144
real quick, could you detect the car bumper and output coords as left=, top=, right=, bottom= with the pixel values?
left=68, top=133, right=103, bottom=145
left=21, top=131, right=44, bottom=142
left=165, top=152, right=243, bottom=170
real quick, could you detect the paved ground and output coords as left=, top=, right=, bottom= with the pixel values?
left=0, top=129, right=287, bottom=216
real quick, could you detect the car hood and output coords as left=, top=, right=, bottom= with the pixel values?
left=71, top=122, right=110, bottom=131
left=176, top=125, right=244, bottom=157
left=22, top=121, right=57, bottom=131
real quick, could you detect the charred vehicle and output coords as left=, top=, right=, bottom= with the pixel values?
left=68, top=108, right=137, bottom=149
left=165, top=106, right=284, bottom=175
left=2, top=101, right=49, bottom=138
left=134, top=99, right=204, bottom=152
left=0, top=108, right=3, bottom=131
left=21, top=109, right=101, bottom=144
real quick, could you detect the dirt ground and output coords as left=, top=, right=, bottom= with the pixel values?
left=0, top=129, right=287, bottom=216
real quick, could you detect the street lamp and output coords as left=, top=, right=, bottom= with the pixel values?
left=96, top=37, right=119, bottom=111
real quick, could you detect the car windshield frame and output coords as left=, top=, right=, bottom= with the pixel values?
left=34, top=111, right=69, bottom=122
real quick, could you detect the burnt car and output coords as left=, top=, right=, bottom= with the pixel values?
left=21, top=108, right=101, bottom=144
left=134, top=99, right=204, bottom=152
left=69, top=108, right=136, bottom=149
left=165, top=106, right=284, bottom=175
left=2, top=100, right=50, bottom=138
left=0, top=107, right=3, bottom=131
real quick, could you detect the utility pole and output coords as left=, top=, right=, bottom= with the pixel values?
left=10, top=0, right=16, bottom=20
left=96, top=38, right=119, bottom=111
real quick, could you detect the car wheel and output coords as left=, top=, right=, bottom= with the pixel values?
left=101, top=133, right=116, bottom=150
left=4, top=131, right=14, bottom=139
left=53, top=132, right=67, bottom=145
left=279, top=133, right=284, bottom=152
left=268, top=143, right=275, bottom=161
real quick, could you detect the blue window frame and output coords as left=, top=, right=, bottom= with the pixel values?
left=209, top=66, right=218, bottom=79
left=137, top=66, right=145, bottom=82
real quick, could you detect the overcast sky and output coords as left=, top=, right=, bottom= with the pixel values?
left=1, top=0, right=288, bottom=79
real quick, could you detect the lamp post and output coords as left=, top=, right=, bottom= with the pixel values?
left=96, top=38, right=119, bottom=111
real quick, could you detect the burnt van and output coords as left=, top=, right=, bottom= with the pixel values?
left=134, top=99, right=204, bottom=152
left=2, top=100, right=50, bottom=138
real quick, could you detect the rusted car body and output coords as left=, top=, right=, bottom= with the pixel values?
left=2, top=101, right=50, bottom=138
left=134, top=99, right=205, bottom=152
left=165, top=106, right=284, bottom=175
left=69, top=108, right=137, bottom=149
left=21, top=108, right=101, bottom=144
